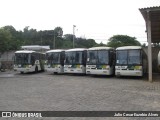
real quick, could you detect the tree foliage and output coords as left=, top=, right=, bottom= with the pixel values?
left=0, top=28, right=12, bottom=53
left=107, top=35, right=141, bottom=48
left=54, top=27, right=63, bottom=37
left=0, top=25, right=98, bottom=52
left=0, top=26, right=142, bottom=53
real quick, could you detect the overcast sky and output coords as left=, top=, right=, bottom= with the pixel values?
left=0, top=0, right=160, bottom=44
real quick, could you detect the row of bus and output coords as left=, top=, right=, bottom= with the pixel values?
left=13, top=46, right=147, bottom=77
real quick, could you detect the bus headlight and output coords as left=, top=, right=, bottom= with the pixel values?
left=105, top=66, right=109, bottom=70
left=135, top=66, right=142, bottom=70
left=106, top=68, right=109, bottom=70
left=45, top=60, right=48, bottom=64
left=28, top=65, right=32, bottom=68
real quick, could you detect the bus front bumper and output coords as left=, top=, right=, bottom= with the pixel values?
left=64, top=68, right=85, bottom=74
left=45, top=67, right=63, bottom=73
left=14, top=67, right=34, bottom=73
left=115, top=70, right=143, bottom=76
left=86, top=69, right=112, bottom=75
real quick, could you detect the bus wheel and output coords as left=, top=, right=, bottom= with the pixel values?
left=116, top=75, right=121, bottom=78
left=20, top=71, right=24, bottom=74
left=35, top=66, right=38, bottom=73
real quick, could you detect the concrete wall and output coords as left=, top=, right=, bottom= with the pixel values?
left=0, top=51, right=15, bottom=69
left=0, top=51, right=15, bottom=61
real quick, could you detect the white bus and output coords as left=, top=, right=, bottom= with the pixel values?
left=64, top=48, right=87, bottom=74
left=45, top=49, right=65, bottom=74
left=115, top=46, right=147, bottom=77
left=14, top=50, right=45, bottom=73
left=86, top=47, right=115, bottom=75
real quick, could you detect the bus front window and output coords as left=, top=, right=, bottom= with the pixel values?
left=52, top=53, right=60, bottom=64
left=65, top=51, right=83, bottom=65
left=128, top=50, right=141, bottom=65
left=87, top=51, right=97, bottom=64
left=65, top=52, right=72, bottom=64
left=98, top=51, right=108, bottom=64
left=116, top=51, right=127, bottom=65
left=46, top=52, right=61, bottom=64
left=15, top=53, right=30, bottom=65
left=73, top=52, right=82, bottom=64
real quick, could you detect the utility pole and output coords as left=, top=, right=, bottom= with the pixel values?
left=54, top=30, right=55, bottom=49
left=73, top=25, right=76, bottom=48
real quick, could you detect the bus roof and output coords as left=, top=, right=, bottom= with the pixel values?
left=88, top=47, right=114, bottom=50
left=46, top=49, right=65, bottom=53
left=65, top=48, right=87, bottom=52
left=15, top=50, right=36, bottom=53
left=21, top=45, right=50, bottom=51
left=116, top=46, right=142, bottom=50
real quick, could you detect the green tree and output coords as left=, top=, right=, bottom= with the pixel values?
left=142, top=43, right=147, bottom=47
left=54, top=27, right=63, bottom=37
left=62, top=34, right=74, bottom=48
left=3, top=25, right=22, bottom=50
left=0, top=25, right=100, bottom=50
left=22, top=26, right=39, bottom=45
left=23, top=26, right=30, bottom=45
left=0, top=28, right=12, bottom=53
left=75, top=38, right=98, bottom=48
left=107, top=35, right=141, bottom=48
left=86, top=39, right=98, bottom=48
left=63, top=34, right=74, bottom=41
left=53, top=27, right=63, bottom=49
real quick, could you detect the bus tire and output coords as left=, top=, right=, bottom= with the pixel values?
left=20, top=71, right=24, bottom=74
left=116, top=75, right=121, bottom=78
left=54, top=72, right=58, bottom=74
left=35, top=66, right=38, bottom=73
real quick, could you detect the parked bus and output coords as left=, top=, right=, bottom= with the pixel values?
left=14, top=50, right=45, bottom=73
left=86, top=47, right=115, bottom=75
left=115, top=46, right=147, bottom=77
left=45, top=49, right=65, bottom=74
left=64, top=48, right=87, bottom=74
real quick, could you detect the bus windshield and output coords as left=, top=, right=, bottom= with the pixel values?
left=116, top=50, right=127, bottom=65
left=65, top=51, right=83, bottom=65
left=46, top=52, right=60, bottom=64
left=15, top=53, right=30, bottom=65
left=87, top=50, right=109, bottom=65
left=116, top=50, right=141, bottom=65
left=128, top=50, right=141, bottom=64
